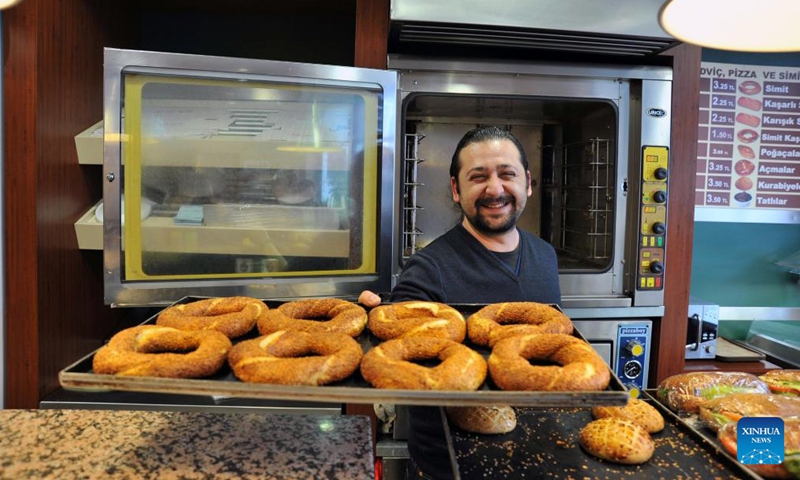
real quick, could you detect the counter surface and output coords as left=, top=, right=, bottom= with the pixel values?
left=0, top=409, right=374, bottom=480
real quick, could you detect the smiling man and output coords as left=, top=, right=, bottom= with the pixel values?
left=450, top=127, right=532, bottom=250
left=359, top=125, right=561, bottom=480
left=370, top=125, right=561, bottom=306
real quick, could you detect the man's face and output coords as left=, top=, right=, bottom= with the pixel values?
left=451, top=138, right=532, bottom=235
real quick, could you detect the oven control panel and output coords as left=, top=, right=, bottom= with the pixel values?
left=616, top=323, right=651, bottom=396
left=573, top=320, right=652, bottom=398
left=637, top=146, right=669, bottom=291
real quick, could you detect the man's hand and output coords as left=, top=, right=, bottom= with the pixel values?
left=358, top=290, right=382, bottom=308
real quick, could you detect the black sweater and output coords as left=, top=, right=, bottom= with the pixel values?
left=390, top=224, right=561, bottom=480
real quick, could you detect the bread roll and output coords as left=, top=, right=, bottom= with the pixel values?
left=579, top=418, right=655, bottom=465
left=445, top=405, right=517, bottom=434
left=591, top=398, right=665, bottom=433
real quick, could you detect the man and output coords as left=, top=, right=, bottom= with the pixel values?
left=360, top=125, right=561, bottom=480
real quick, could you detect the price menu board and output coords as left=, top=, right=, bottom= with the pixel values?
left=697, top=62, right=800, bottom=210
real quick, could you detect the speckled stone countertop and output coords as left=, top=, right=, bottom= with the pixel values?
left=0, top=409, right=374, bottom=480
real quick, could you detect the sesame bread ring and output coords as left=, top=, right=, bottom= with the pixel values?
left=92, top=325, right=232, bottom=378
left=591, top=398, right=665, bottom=433
left=360, top=337, right=487, bottom=390
left=739, top=80, right=761, bottom=96
left=488, top=333, right=610, bottom=391
left=257, top=298, right=367, bottom=338
left=579, top=418, right=655, bottom=465
left=368, top=301, right=466, bottom=342
left=156, top=296, right=266, bottom=339
left=228, top=330, right=363, bottom=385
left=468, top=302, right=573, bottom=347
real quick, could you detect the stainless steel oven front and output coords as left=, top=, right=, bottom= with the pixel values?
left=388, top=55, right=673, bottom=311
left=571, top=318, right=652, bottom=394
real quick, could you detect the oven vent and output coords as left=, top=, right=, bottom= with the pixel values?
left=392, top=22, right=678, bottom=56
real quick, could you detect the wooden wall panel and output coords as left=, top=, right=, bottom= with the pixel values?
left=348, top=0, right=387, bottom=448
left=4, top=0, right=359, bottom=409
left=4, top=0, right=133, bottom=408
left=654, top=43, right=702, bottom=385
left=354, top=0, right=388, bottom=69
left=3, top=0, right=39, bottom=409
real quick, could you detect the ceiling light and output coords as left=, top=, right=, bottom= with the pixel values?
left=659, top=0, right=800, bottom=52
left=0, top=0, right=23, bottom=9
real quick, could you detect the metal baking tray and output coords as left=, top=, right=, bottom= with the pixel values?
left=60, top=298, right=630, bottom=407
left=443, top=390, right=762, bottom=480
left=644, top=389, right=772, bottom=480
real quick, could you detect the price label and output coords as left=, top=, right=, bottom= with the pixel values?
left=710, top=127, right=734, bottom=141
left=705, top=193, right=730, bottom=206
left=711, top=94, right=735, bottom=109
left=706, top=176, right=731, bottom=190
left=709, top=144, right=733, bottom=158
left=711, top=79, right=736, bottom=92
left=710, top=112, right=735, bottom=125
left=707, top=160, right=732, bottom=173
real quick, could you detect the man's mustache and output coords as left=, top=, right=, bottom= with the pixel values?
left=476, top=195, right=514, bottom=208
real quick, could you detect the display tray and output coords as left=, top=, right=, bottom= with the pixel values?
left=645, top=389, right=777, bottom=480
left=443, top=390, right=762, bottom=480
left=60, top=298, right=630, bottom=407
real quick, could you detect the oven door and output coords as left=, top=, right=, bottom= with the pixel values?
left=101, top=48, right=400, bottom=306
left=390, top=55, right=672, bottom=308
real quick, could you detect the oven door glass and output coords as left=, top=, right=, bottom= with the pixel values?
left=102, top=49, right=397, bottom=305
left=400, top=94, right=619, bottom=274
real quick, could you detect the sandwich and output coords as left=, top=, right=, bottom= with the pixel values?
left=698, top=393, right=800, bottom=432
left=738, top=96, right=763, bottom=112
left=718, top=416, right=800, bottom=479
left=657, top=371, right=770, bottom=413
left=761, top=370, right=800, bottom=396
left=736, top=112, right=761, bottom=128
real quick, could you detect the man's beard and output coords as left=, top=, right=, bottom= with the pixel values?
left=464, top=195, right=521, bottom=235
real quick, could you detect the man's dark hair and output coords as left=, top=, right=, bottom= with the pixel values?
left=449, top=126, right=529, bottom=183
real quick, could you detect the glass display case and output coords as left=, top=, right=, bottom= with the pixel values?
left=690, top=220, right=800, bottom=367
left=101, top=49, right=398, bottom=306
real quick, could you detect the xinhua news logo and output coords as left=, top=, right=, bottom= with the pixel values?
left=737, top=417, right=785, bottom=466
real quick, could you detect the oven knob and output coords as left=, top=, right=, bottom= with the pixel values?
left=623, top=360, right=642, bottom=379
left=649, top=260, right=664, bottom=274
left=626, top=385, right=641, bottom=399
left=651, top=222, right=666, bottom=235
left=653, top=190, right=667, bottom=203
left=654, top=167, right=668, bottom=180
left=624, top=341, right=644, bottom=357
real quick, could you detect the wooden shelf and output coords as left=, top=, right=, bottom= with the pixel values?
left=683, top=359, right=783, bottom=375
left=75, top=131, right=352, bottom=171
left=74, top=121, right=104, bottom=165
left=74, top=203, right=350, bottom=257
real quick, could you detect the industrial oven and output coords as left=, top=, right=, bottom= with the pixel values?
left=97, top=48, right=671, bottom=393
left=387, top=55, right=670, bottom=392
